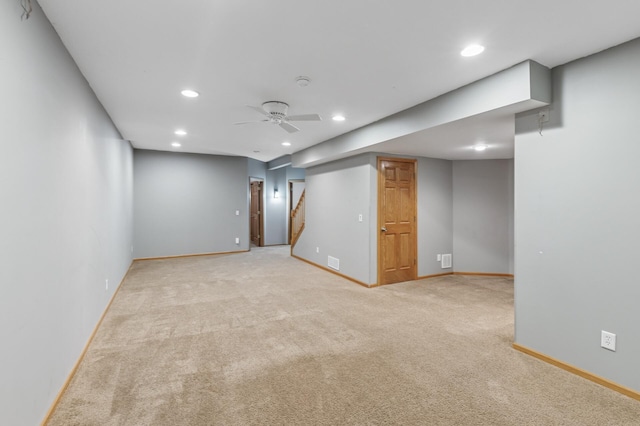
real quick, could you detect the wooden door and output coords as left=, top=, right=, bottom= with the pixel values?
left=250, top=181, right=263, bottom=246
left=377, top=158, right=417, bottom=285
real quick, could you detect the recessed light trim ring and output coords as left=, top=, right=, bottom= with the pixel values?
left=461, top=44, right=485, bottom=57
left=181, top=89, right=199, bottom=98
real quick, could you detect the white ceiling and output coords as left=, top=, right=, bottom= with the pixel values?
left=38, top=0, right=640, bottom=163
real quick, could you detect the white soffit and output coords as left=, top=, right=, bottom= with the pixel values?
left=292, top=61, right=550, bottom=167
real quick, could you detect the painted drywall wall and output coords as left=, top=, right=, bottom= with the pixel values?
left=0, top=3, right=133, bottom=424
left=293, top=154, right=375, bottom=284
left=295, top=153, right=465, bottom=284
left=264, top=167, right=287, bottom=245
left=507, top=159, right=514, bottom=274
left=287, top=167, right=306, bottom=182
left=248, top=157, right=267, bottom=179
left=452, top=160, right=512, bottom=274
left=133, top=150, right=248, bottom=257
left=417, top=157, right=454, bottom=276
left=514, top=38, right=640, bottom=391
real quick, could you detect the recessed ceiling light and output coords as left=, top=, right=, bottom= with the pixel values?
left=474, top=144, right=488, bottom=151
left=171, top=142, right=181, bottom=148
left=332, top=115, right=346, bottom=122
left=174, top=129, right=187, bottom=136
left=282, top=142, right=291, bottom=146
left=180, top=89, right=199, bottom=98
left=461, top=44, right=485, bottom=57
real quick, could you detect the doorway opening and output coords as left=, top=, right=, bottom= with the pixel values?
left=288, top=179, right=305, bottom=244
left=249, top=179, right=264, bottom=247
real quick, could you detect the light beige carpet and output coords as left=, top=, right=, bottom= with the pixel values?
left=48, top=246, right=640, bottom=425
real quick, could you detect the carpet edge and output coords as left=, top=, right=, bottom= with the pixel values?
left=512, top=343, right=640, bottom=402
left=41, top=261, right=134, bottom=425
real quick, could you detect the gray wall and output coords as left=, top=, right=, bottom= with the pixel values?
left=514, top=38, right=640, bottom=391
left=287, top=167, right=306, bottom=182
left=508, top=159, right=514, bottom=274
left=133, top=151, right=249, bottom=257
left=293, top=154, right=376, bottom=284
left=0, top=3, right=133, bottom=424
left=264, top=167, right=287, bottom=245
left=294, top=153, right=514, bottom=284
left=248, top=158, right=266, bottom=180
left=417, top=157, right=454, bottom=276
left=453, top=160, right=513, bottom=273
left=134, top=154, right=295, bottom=253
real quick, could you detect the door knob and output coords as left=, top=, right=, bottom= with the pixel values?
left=381, top=227, right=387, bottom=232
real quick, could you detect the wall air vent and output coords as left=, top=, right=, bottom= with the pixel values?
left=441, top=254, right=452, bottom=269
left=328, top=256, right=340, bottom=271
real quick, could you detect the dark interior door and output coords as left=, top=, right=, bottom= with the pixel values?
left=250, top=181, right=263, bottom=246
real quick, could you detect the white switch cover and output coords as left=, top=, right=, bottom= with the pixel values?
left=358, top=214, right=363, bottom=222
left=235, top=210, right=240, bottom=216
left=235, top=237, right=240, bottom=244
left=316, top=247, right=320, bottom=253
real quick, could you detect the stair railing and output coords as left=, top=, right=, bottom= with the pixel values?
left=290, top=189, right=305, bottom=248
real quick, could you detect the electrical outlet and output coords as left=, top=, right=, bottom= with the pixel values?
left=601, top=330, right=616, bottom=351
left=105, top=279, right=109, bottom=291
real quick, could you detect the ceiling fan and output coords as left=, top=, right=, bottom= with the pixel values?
left=235, top=101, right=322, bottom=133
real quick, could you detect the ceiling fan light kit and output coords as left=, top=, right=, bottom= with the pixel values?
left=262, top=101, right=289, bottom=117
left=235, top=101, right=322, bottom=134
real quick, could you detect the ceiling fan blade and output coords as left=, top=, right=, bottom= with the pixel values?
left=234, top=119, right=269, bottom=125
left=247, top=105, right=270, bottom=117
left=287, top=114, right=322, bottom=122
left=279, top=122, right=299, bottom=133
